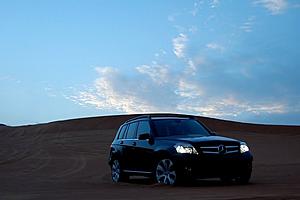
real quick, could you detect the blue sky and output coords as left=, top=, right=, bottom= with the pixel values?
left=1, top=0, right=300, bottom=126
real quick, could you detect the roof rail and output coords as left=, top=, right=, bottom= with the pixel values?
left=125, top=115, right=151, bottom=123
left=124, top=113, right=195, bottom=123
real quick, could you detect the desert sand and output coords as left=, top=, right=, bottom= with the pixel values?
left=1, top=114, right=300, bottom=200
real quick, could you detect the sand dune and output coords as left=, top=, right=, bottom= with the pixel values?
left=1, top=114, right=300, bottom=199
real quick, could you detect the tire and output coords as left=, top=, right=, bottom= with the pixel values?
left=155, top=159, right=177, bottom=185
left=111, top=160, right=128, bottom=183
left=236, top=171, right=251, bottom=184
left=236, top=164, right=252, bottom=184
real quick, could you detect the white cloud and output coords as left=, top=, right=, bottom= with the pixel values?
left=64, top=1, right=296, bottom=123
left=254, top=0, right=288, bottom=14
left=175, top=79, right=203, bottom=98
left=172, top=33, right=188, bottom=58
left=190, top=0, right=219, bottom=16
left=68, top=67, right=159, bottom=113
left=0, top=75, right=11, bottom=81
left=186, top=59, right=197, bottom=75
left=190, top=1, right=200, bottom=16
left=240, top=16, right=255, bottom=32
left=95, top=66, right=117, bottom=75
left=0, top=75, right=21, bottom=84
left=67, top=65, right=288, bottom=121
left=167, top=12, right=181, bottom=22
left=184, top=58, right=204, bottom=75
left=206, top=42, right=225, bottom=51
left=210, top=0, right=220, bottom=8
left=188, top=25, right=198, bottom=33
left=176, top=96, right=286, bottom=118
left=44, top=87, right=57, bottom=97
left=244, top=103, right=285, bottom=114
left=136, top=64, right=169, bottom=85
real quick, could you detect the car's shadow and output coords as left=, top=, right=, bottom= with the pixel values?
left=125, top=176, right=253, bottom=187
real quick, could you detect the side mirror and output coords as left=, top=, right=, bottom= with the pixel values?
left=138, top=133, right=151, bottom=140
left=211, top=131, right=217, bottom=136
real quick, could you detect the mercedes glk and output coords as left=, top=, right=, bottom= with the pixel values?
left=108, top=115, right=253, bottom=185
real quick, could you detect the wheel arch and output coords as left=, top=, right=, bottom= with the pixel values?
left=153, top=149, right=174, bottom=165
left=109, top=146, right=122, bottom=166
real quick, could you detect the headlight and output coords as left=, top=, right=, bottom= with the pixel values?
left=240, top=142, right=249, bottom=153
left=174, top=143, right=199, bottom=155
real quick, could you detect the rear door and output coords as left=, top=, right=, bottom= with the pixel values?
left=122, top=122, right=138, bottom=171
left=134, top=120, right=155, bottom=172
left=115, top=124, right=128, bottom=169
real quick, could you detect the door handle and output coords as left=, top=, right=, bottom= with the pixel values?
left=132, top=141, right=136, bottom=146
left=120, top=141, right=123, bottom=144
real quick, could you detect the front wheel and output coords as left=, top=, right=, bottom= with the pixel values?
left=155, top=159, right=177, bottom=185
left=236, top=171, right=251, bottom=184
left=235, top=164, right=252, bottom=184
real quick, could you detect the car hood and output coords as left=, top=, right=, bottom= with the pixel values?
left=156, top=135, right=240, bottom=144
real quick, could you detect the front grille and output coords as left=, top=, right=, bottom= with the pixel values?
left=199, top=145, right=240, bottom=155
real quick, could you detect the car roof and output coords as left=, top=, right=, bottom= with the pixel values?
left=124, top=114, right=194, bottom=124
left=150, top=117, right=189, bottom=120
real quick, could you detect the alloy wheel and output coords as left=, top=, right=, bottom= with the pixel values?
left=111, top=160, right=121, bottom=182
left=156, top=159, right=176, bottom=185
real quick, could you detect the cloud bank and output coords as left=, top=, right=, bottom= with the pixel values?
left=65, top=0, right=300, bottom=124
left=68, top=61, right=291, bottom=122
left=254, top=0, right=288, bottom=14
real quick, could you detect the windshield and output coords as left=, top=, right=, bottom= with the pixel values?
left=152, top=118, right=211, bottom=137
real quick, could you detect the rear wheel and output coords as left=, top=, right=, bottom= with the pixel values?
left=111, top=160, right=128, bottom=183
left=155, top=159, right=177, bottom=185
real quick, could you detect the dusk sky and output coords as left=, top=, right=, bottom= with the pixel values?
left=1, top=0, right=300, bottom=126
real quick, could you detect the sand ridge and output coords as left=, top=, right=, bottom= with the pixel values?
left=1, top=114, right=300, bottom=199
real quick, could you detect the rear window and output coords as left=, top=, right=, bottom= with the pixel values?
left=118, top=125, right=127, bottom=139
left=152, top=119, right=210, bottom=137
left=125, top=122, right=138, bottom=139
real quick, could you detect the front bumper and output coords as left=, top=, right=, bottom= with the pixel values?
left=171, top=151, right=253, bottom=179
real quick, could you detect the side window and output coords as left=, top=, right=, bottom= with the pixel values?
left=118, top=125, right=127, bottom=139
left=137, top=121, right=150, bottom=138
left=125, top=122, right=138, bottom=139
left=115, top=126, right=122, bottom=139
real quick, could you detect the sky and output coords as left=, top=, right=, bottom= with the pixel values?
left=0, top=0, right=300, bottom=126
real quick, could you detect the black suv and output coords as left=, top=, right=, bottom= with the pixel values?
left=109, top=115, right=253, bottom=185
